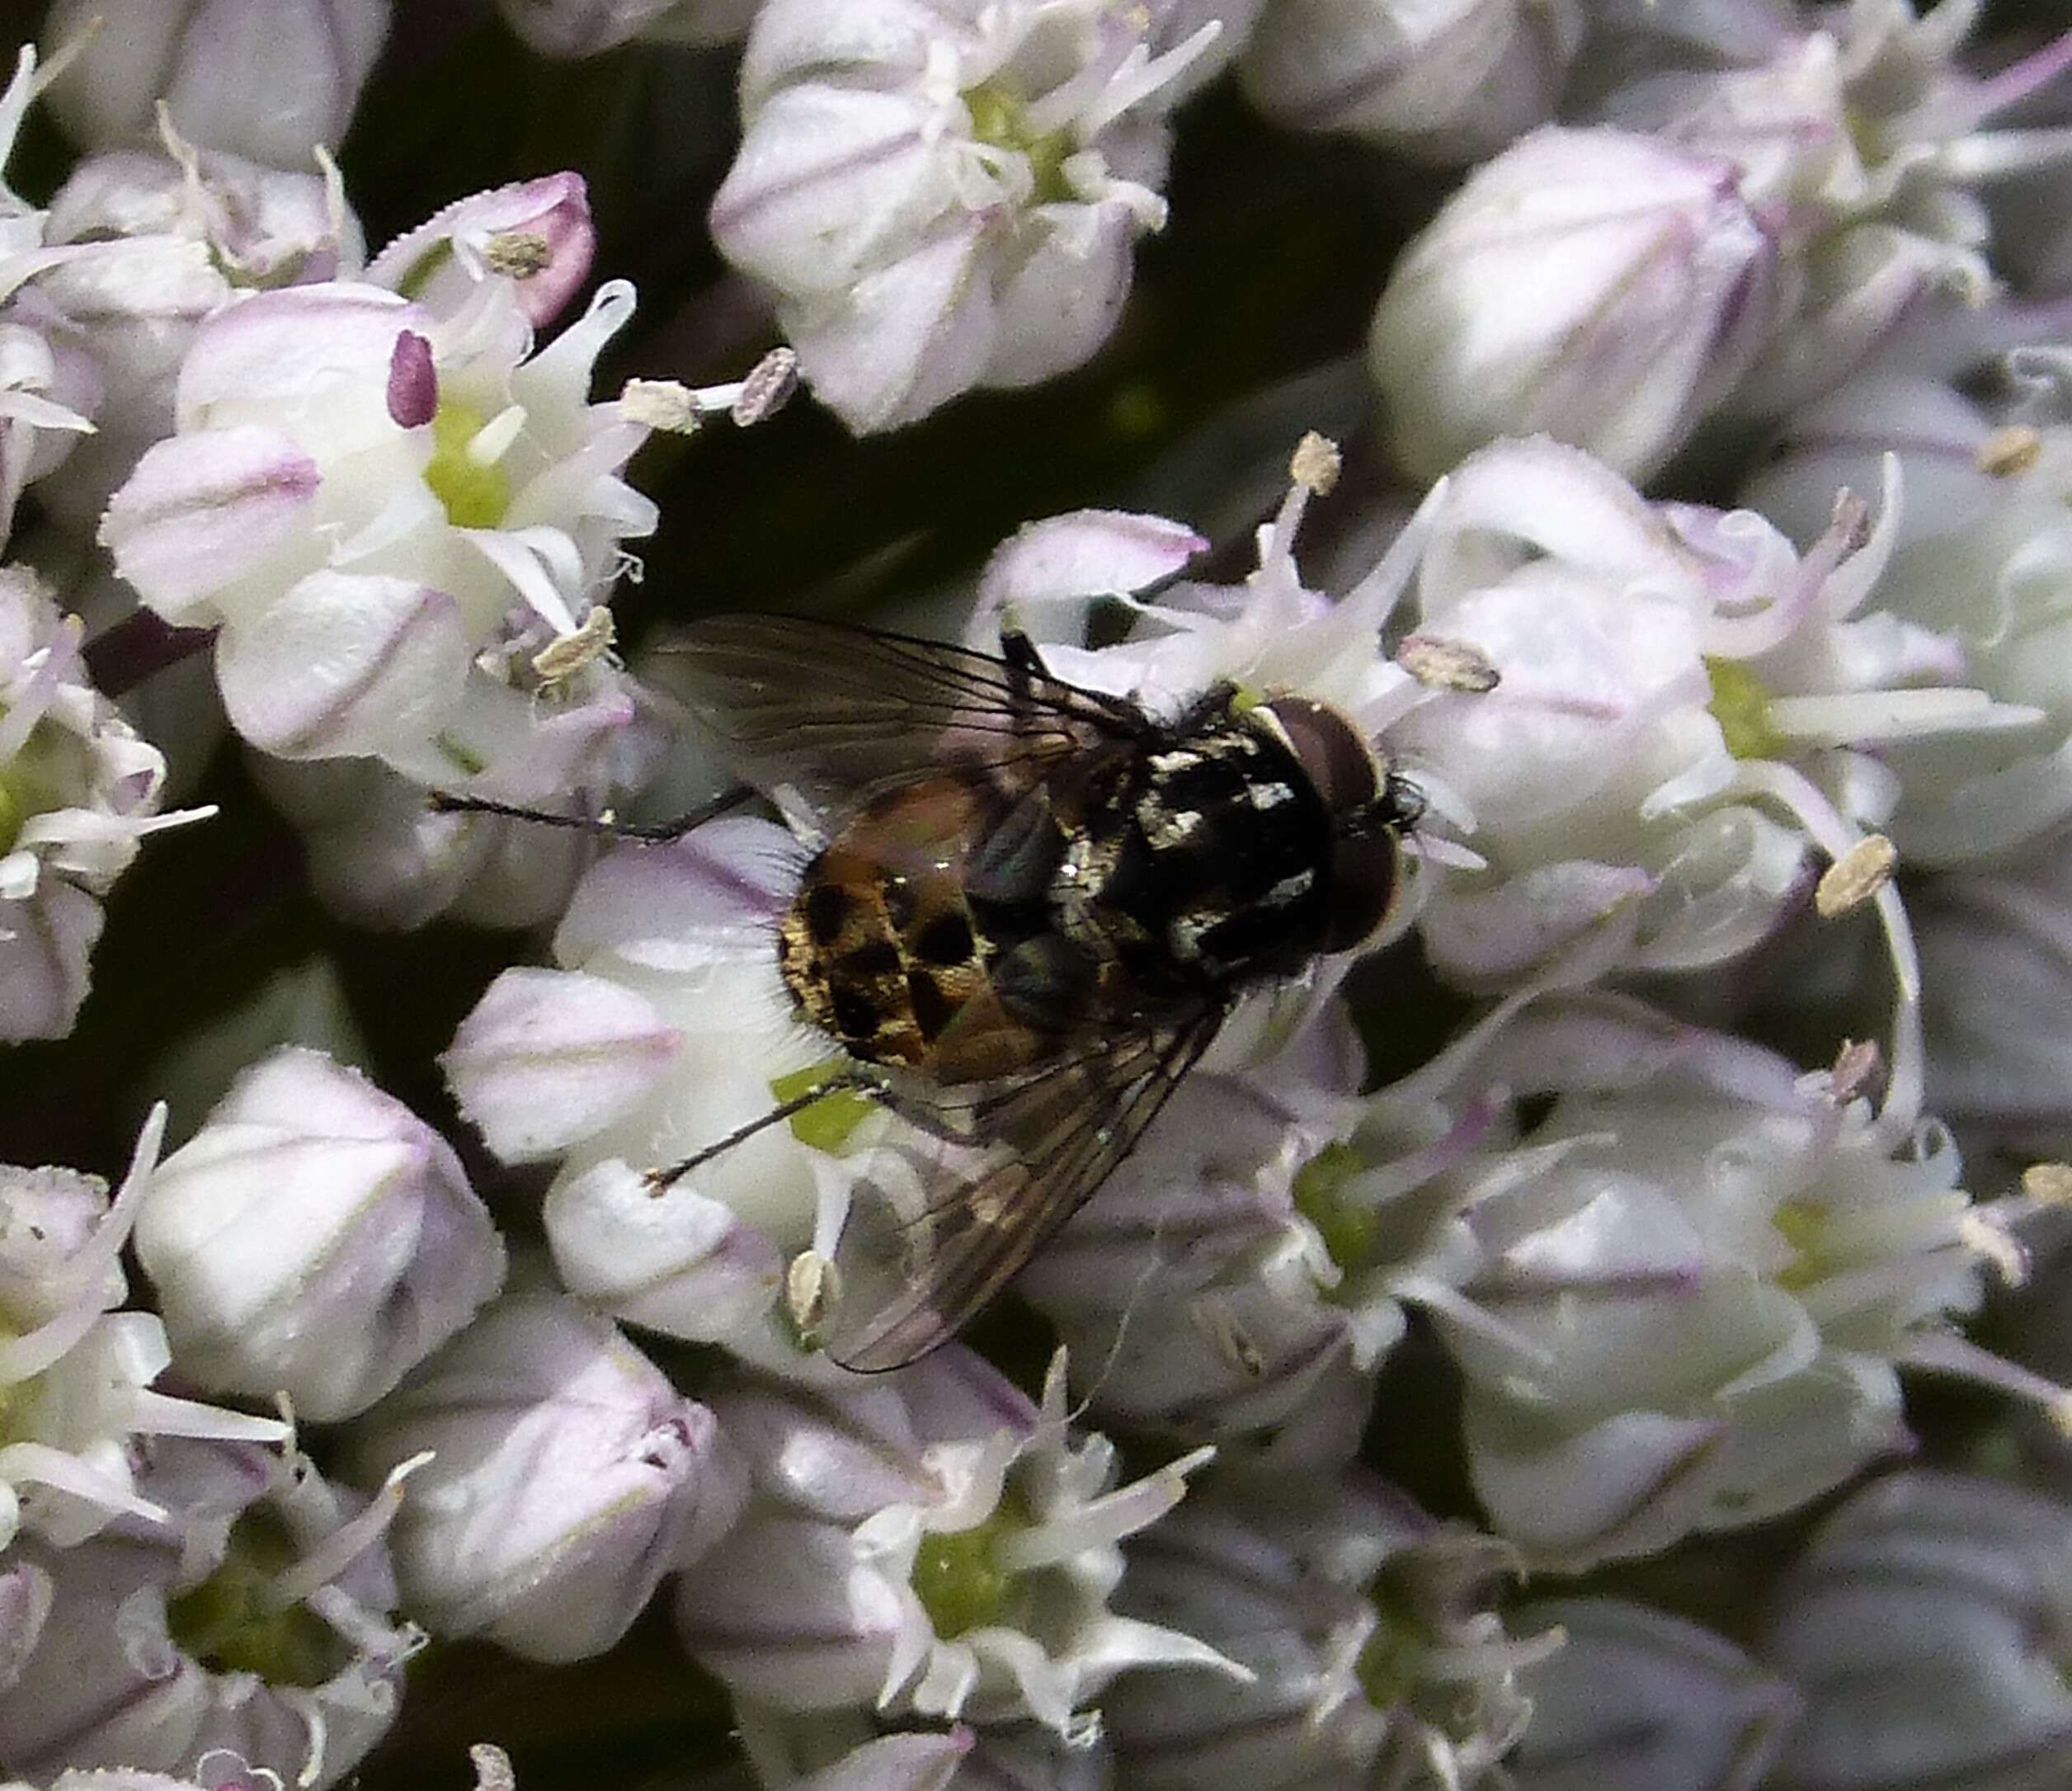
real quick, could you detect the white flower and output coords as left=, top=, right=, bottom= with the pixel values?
left=1594, top=2, right=2072, bottom=422
left=1394, top=436, right=2028, bottom=993
left=1241, top=0, right=1583, bottom=164
left=40, top=0, right=393, bottom=167
left=711, top=0, right=1222, bottom=431
left=1368, top=128, right=1783, bottom=481
left=1760, top=1471, right=2072, bottom=1791
left=678, top=1350, right=1238, bottom=1740
left=341, top=1282, right=742, bottom=1663
left=100, top=275, right=656, bottom=779
left=0, top=1437, right=420, bottom=1789
left=0, top=565, right=200, bottom=1041
left=1744, top=345, right=2072, bottom=864
left=0, top=1105, right=286, bottom=1551
left=134, top=1048, right=506, bottom=1422
left=1418, top=999, right=2067, bottom=1571
left=1509, top=1597, right=1801, bottom=1791
left=0, top=48, right=100, bottom=553
left=1107, top=1456, right=1553, bottom=1789
left=33, top=129, right=361, bottom=529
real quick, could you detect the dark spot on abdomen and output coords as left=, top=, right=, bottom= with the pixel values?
left=906, top=969, right=958, bottom=1040
left=838, top=939, right=902, bottom=978
left=804, top=880, right=851, bottom=944
left=913, top=911, right=975, bottom=968
left=831, top=986, right=882, bottom=1043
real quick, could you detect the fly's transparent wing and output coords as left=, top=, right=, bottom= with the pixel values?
left=826, top=1009, right=1227, bottom=1372
left=654, top=615, right=1149, bottom=835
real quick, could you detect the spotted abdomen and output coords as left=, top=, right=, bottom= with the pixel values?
left=778, top=779, right=1052, bottom=1084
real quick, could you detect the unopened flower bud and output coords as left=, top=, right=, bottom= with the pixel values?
left=1509, top=1598, right=1800, bottom=1791
left=344, top=1284, right=745, bottom=1662
left=41, top=0, right=393, bottom=167
left=1369, top=128, right=1781, bottom=480
left=498, top=0, right=759, bottom=55
left=1763, top=1472, right=2072, bottom=1790
left=135, top=1047, right=506, bottom=1421
left=1242, top=0, right=1583, bottom=164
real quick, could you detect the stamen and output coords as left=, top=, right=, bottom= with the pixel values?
left=1815, top=833, right=1897, bottom=918
left=465, top=404, right=527, bottom=468
left=2022, top=1162, right=2072, bottom=1204
left=1397, top=634, right=1500, bottom=693
left=1898, top=1330, right=2072, bottom=1434
left=266, top=1450, right=433, bottom=1610
left=1976, top=424, right=2043, bottom=476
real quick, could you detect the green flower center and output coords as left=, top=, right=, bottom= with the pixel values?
left=0, top=775, right=20, bottom=858
left=770, top=1059, right=875, bottom=1154
left=1706, top=657, right=1786, bottom=761
left=164, top=1507, right=346, bottom=1688
left=423, top=399, right=512, bottom=530
left=910, top=1496, right=1028, bottom=1638
left=1354, top=1578, right=1426, bottom=1711
left=962, top=78, right=1076, bottom=206
left=1294, top=1141, right=1373, bottom=1277
left=1770, top=1198, right=1829, bottom=1292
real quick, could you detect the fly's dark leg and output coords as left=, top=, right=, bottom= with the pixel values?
left=427, top=784, right=754, bottom=842
left=642, top=1067, right=878, bottom=1191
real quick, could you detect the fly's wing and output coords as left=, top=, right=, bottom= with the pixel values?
left=653, top=615, right=1149, bottom=837
left=826, top=1008, right=1227, bottom=1372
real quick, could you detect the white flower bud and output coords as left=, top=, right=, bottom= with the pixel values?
left=1763, top=1472, right=2072, bottom=1791
left=1369, top=129, right=1782, bottom=481
left=342, top=1284, right=744, bottom=1663
left=443, top=966, right=685, bottom=1162
left=498, top=0, right=760, bottom=54
left=41, top=0, right=393, bottom=167
left=1241, top=0, right=1583, bottom=164
left=0, top=1438, right=419, bottom=1789
left=134, top=1048, right=506, bottom=1421
left=1509, top=1598, right=1801, bottom=1791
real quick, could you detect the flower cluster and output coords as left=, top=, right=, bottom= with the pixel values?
left=5, top=3, right=2072, bottom=1790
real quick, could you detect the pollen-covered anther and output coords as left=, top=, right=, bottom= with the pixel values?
left=1975, top=424, right=2044, bottom=478
left=483, top=229, right=553, bottom=279
left=2022, top=1162, right=2072, bottom=1204
left=785, top=1249, right=837, bottom=1341
left=1398, top=634, right=1501, bottom=693
left=1815, top=835, right=1898, bottom=919
left=1289, top=430, right=1341, bottom=494
left=1826, top=1038, right=1881, bottom=1104
left=618, top=378, right=704, bottom=435
left=471, top=1744, right=517, bottom=1791
left=531, top=606, right=615, bottom=683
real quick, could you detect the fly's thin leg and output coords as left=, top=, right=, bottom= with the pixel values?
left=427, top=784, right=754, bottom=842
left=643, top=1068, right=877, bottom=1191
